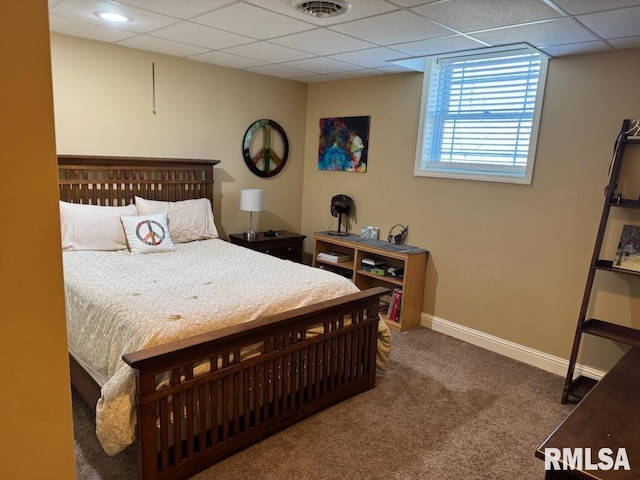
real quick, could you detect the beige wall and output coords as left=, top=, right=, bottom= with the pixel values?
left=50, top=33, right=640, bottom=372
left=0, top=2, right=76, bottom=479
left=302, top=48, right=640, bottom=370
left=51, top=33, right=308, bottom=237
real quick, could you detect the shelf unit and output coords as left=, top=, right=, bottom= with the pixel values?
left=312, top=232, right=428, bottom=332
left=562, top=119, right=640, bottom=404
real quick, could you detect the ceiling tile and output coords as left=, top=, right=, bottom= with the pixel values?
left=149, top=22, right=254, bottom=50
left=49, top=15, right=137, bottom=42
left=223, top=42, right=315, bottom=63
left=282, top=57, right=363, bottom=74
left=187, top=51, right=268, bottom=69
left=330, top=10, right=453, bottom=45
left=46, top=0, right=640, bottom=83
left=270, top=29, right=376, bottom=55
left=412, top=0, right=561, bottom=32
left=471, top=18, right=599, bottom=48
left=192, top=3, right=315, bottom=39
left=578, top=5, right=640, bottom=39
left=328, top=46, right=413, bottom=68
left=246, top=64, right=310, bottom=79
left=540, top=40, right=612, bottom=56
left=117, top=35, right=209, bottom=57
left=391, top=35, right=489, bottom=57
left=608, top=35, right=640, bottom=49
left=117, top=0, right=235, bottom=19
left=50, top=0, right=180, bottom=33
left=552, top=0, right=640, bottom=15
left=387, top=0, right=434, bottom=6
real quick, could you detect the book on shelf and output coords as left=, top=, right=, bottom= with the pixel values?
left=387, top=288, right=402, bottom=322
left=317, top=251, right=353, bottom=263
left=362, top=257, right=386, bottom=266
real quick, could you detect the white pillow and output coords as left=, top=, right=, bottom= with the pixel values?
left=134, top=196, right=218, bottom=243
left=60, top=201, right=137, bottom=251
left=120, top=212, right=176, bottom=255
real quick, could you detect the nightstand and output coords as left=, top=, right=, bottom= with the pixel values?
left=228, top=231, right=306, bottom=263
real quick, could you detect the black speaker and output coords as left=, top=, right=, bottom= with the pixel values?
left=388, top=224, right=408, bottom=245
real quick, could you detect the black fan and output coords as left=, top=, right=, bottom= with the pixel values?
left=328, top=194, right=352, bottom=236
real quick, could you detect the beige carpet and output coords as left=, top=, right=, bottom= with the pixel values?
left=73, top=327, right=574, bottom=479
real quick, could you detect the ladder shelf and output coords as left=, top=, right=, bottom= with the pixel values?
left=562, top=118, right=640, bottom=404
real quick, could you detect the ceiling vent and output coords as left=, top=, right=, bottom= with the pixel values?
left=293, top=1, right=351, bottom=18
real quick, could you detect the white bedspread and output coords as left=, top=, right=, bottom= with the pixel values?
left=63, top=239, right=391, bottom=455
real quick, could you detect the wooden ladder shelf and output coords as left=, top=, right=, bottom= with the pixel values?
left=562, top=118, right=640, bottom=404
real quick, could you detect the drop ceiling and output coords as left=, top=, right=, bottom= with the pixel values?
left=48, top=0, right=640, bottom=83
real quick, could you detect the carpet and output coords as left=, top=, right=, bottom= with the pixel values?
left=73, top=327, right=573, bottom=479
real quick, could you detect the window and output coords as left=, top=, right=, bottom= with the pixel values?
left=414, top=45, right=548, bottom=184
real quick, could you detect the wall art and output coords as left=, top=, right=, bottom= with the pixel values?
left=615, top=224, right=640, bottom=271
left=318, top=116, right=370, bottom=173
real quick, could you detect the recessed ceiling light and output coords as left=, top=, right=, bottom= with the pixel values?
left=292, top=1, right=351, bottom=18
left=95, top=11, right=130, bottom=23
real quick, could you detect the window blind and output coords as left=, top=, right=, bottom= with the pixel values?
left=421, top=49, right=543, bottom=179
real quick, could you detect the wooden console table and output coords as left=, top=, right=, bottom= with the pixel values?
left=536, top=347, right=640, bottom=479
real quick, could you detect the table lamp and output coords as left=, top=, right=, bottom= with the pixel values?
left=240, top=189, right=263, bottom=240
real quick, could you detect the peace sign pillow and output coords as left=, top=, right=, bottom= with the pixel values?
left=120, top=212, right=177, bottom=255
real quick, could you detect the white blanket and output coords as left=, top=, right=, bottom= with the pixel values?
left=63, top=239, right=390, bottom=455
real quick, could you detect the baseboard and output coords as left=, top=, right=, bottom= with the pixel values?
left=421, top=313, right=606, bottom=381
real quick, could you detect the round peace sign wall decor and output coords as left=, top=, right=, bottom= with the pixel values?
left=242, top=119, right=289, bottom=177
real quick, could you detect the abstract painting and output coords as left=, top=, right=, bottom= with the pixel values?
left=318, top=116, right=370, bottom=172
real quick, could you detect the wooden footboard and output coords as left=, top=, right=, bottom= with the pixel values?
left=122, top=286, right=387, bottom=480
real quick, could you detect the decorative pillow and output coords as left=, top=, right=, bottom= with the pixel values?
left=120, top=212, right=176, bottom=255
left=60, top=201, right=137, bottom=251
left=134, top=196, right=218, bottom=243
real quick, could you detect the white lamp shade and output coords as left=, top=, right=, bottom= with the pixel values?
left=240, top=189, right=263, bottom=212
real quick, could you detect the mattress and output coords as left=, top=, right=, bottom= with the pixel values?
left=63, top=239, right=391, bottom=455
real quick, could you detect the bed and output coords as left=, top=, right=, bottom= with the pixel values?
left=59, top=155, right=390, bottom=480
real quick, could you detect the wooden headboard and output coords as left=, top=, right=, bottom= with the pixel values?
left=58, top=154, right=221, bottom=206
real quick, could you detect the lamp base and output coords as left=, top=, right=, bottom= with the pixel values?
left=244, top=230, right=257, bottom=240
left=327, top=230, right=349, bottom=236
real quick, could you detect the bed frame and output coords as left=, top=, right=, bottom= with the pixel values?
left=59, top=155, right=387, bottom=480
